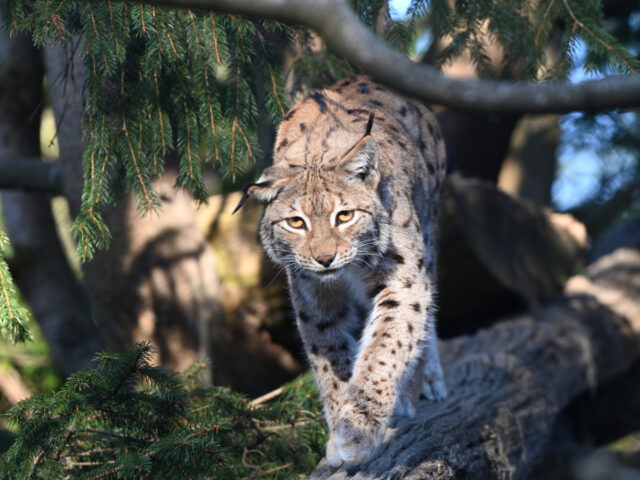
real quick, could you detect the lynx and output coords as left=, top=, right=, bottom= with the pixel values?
left=235, top=76, right=447, bottom=467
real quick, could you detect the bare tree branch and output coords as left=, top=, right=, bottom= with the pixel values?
left=117, top=0, right=640, bottom=113
left=0, top=157, right=62, bottom=194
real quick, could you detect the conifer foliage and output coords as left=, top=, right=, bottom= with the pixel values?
left=410, top=0, right=638, bottom=78
left=2, top=1, right=294, bottom=261
left=0, top=0, right=634, bottom=265
left=0, top=232, right=31, bottom=344
left=0, top=343, right=326, bottom=479
left=0, top=1, right=638, bottom=476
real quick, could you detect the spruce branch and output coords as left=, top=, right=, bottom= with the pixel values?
left=121, top=114, right=158, bottom=213
left=0, top=343, right=326, bottom=478
left=133, top=0, right=640, bottom=113
left=208, top=12, right=223, bottom=65
left=267, top=65, right=286, bottom=117
left=4, top=0, right=637, bottom=262
left=4, top=0, right=296, bottom=258
left=0, top=232, right=32, bottom=344
left=561, top=0, right=637, bottom=73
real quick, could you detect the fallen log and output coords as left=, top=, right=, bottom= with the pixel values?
left=310, top=248, right=640, bottom=479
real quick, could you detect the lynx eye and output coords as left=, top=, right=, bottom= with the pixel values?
left=336, top=210, right=355, bottom=225
left=286, top=217, right=307, bottom=229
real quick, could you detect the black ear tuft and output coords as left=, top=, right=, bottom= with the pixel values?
left=232, top=181, right=270, bottom=214
left=339, top=136, right=379, bottom=185
left=365, top=112, right=375, bottom=136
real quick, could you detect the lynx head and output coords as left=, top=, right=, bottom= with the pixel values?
left=235, top=128, right=390, bottom=279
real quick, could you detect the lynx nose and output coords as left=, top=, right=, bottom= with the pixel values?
left=315, top=254, right=335, bottom=268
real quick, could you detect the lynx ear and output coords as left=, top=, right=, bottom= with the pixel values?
left=339, top=135, right=379, bottom=186
left=233, top=166, right=290, bottom=214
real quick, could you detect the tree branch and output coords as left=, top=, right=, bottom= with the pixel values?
left=121, top=0, right=640, bottom=113
left=0, top=157, right=62, bottom=194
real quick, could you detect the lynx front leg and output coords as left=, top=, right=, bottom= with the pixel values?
left=422, top=323, right=447, bottom=401
left=335, top=253, right=434, bottom=464
left=292, top=295, right=359, bottom=468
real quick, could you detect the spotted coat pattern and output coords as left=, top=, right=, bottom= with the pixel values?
left=243, top=76, right=447, bottom=467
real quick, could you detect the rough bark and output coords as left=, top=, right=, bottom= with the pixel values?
left=0, top=26, right=104, bottom=373
left=310, top=247, right=640, bottom=479
left=43, top=40, right=223, bottom=382
left=127, top=0, right=640, bottom=113
left=564, top=357, right=640, bottom=446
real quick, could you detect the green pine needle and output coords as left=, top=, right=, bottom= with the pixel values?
left=3, top=0, right=632, bottom=261
left=0, top=232, right=32, bottom=344
left=0, top=343, right=326, bottom=479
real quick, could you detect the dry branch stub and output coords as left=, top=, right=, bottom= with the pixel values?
left=310, top=248, right=640, bottom=479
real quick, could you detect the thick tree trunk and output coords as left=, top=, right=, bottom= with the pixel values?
left=425, top=18, right=561, bottom=195
left=498, top=115, right=559, bottom=206
left=0, top=26, right=104, bottom=373
left=310, top=247, right=640, bottom=479
left=435, top=109, right=519, bottom=183
left=43, top=40, right=223, bottom=382
left=422, top=18, right=521, bottom=183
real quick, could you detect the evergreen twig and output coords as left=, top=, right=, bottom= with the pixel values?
left=0, top=232, right=31, bottom=344
left=0, top=343, right=326, bottom=479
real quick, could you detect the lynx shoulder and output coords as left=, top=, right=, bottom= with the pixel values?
left=236, top=76, right=447, bottom=467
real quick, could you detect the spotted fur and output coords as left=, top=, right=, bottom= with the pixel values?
left=240, top=76, right=447, bottom=467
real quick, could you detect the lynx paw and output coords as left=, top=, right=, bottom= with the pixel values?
left=422, top=363, right=448, bottom=401
left=326, top=435, right=343, bottom=468
left=393, top=394, right=417, bottom=418
left=335, top=401, right=383, bottom=465
left=335, top=419, right=378, bottom=465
